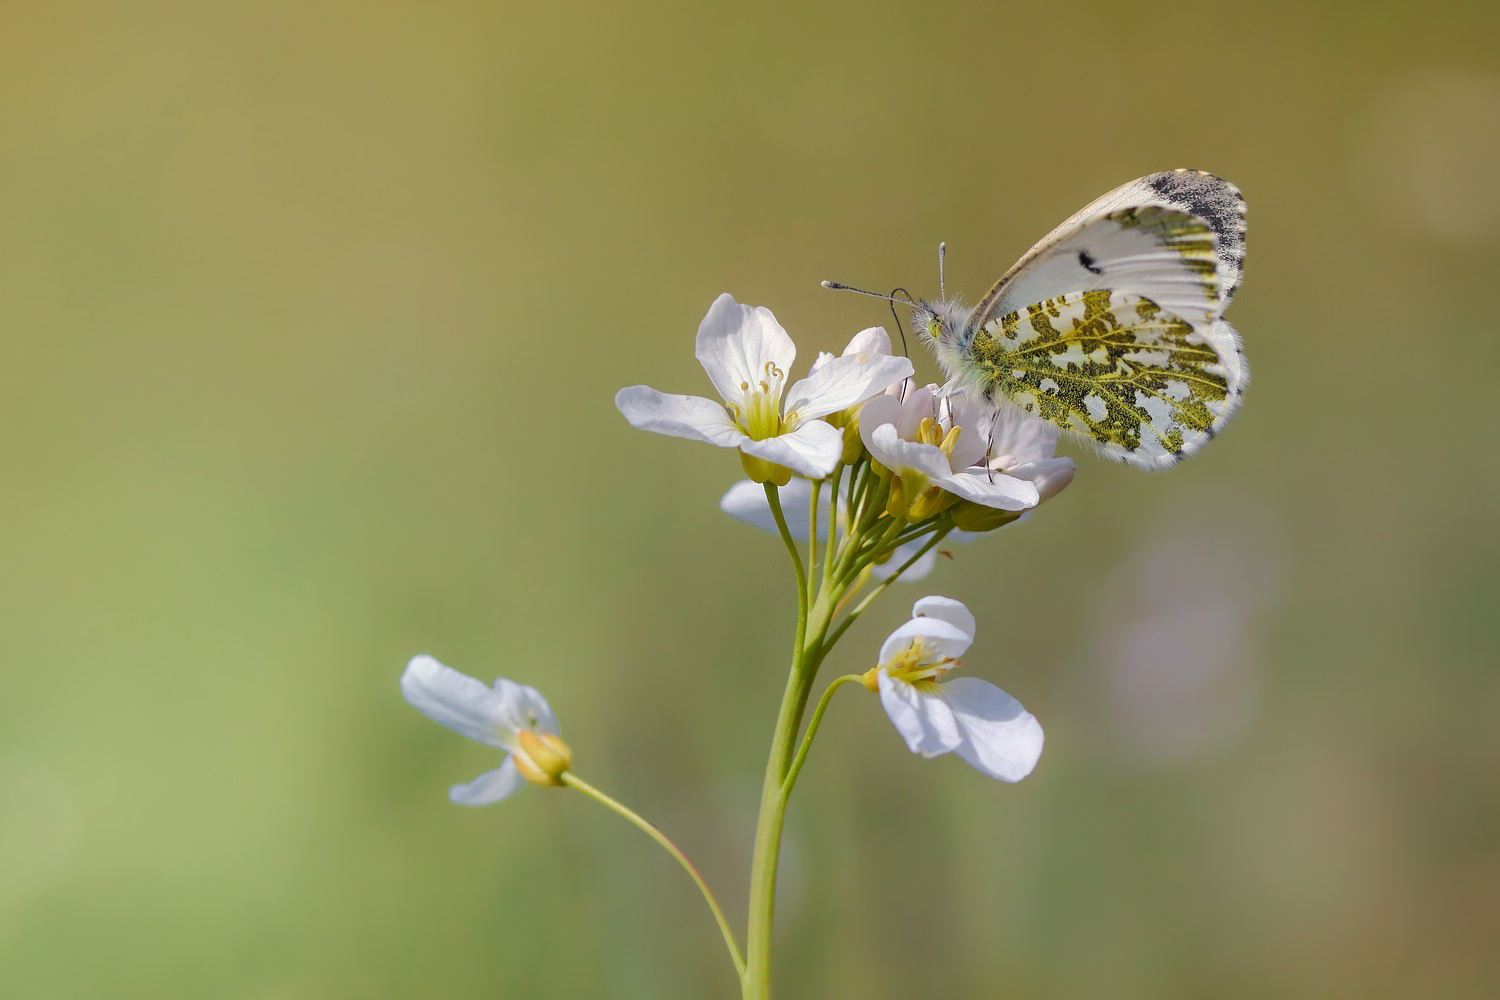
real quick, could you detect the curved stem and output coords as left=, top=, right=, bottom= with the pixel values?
left=781, top=674, right=863, bottom=797
left=561, top=771, right=745, bottom=978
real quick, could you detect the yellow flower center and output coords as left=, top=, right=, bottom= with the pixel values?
left=861, top=638, right=960, bottom=691
left=724, top=361, right=791, bottom=441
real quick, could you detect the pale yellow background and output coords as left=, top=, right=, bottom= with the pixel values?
left=3, top=1, right=1498, bottom=996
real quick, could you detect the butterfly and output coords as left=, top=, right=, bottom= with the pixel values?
left=829, top=170, right=1248, bottom=469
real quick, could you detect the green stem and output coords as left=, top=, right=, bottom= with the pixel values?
left=561, top=771, right=745, bottom=979
left=781, top=674, right=863, bottom=796
left=743, top=485, right=836, bottom=999
left=820, top=527, right=951, bottom=660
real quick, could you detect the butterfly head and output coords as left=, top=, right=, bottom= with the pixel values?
left=910, top=298, right=974, bottom=382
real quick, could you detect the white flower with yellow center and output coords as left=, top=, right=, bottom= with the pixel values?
left=616, top=294, right=913, bottom=484
left=400, top=655, right=570, bottom=805
left=860, top=386, right=1039, bottom=521
left=864, top=597, right=1043, bottom=782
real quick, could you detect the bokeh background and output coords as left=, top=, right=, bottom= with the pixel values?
left=4, top=1, right=1499, bottom=996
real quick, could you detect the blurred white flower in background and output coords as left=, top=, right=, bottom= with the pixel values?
left=400, top=655, right=570, bottom=805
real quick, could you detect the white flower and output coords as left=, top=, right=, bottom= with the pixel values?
left=616, top=294, right=913, bottom=483
left=865, top=597, right=1043, bottom=782
left=719, top=479, right=938, bottom=581
left=400, top=655, right=566, bottom=805
left=980, top=405, right=1076, bottom=504
left=860, top=386, right=1039, bottom=519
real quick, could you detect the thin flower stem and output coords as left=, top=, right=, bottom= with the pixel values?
left=561, top=771, right=745, bottom=979
left=806, top=479, right=821, bottom=601
left=822, top=465, right=844, bottom=591
left=780, top=674, right=863, bottom=798
left=765, top=483, right=807, bottom=641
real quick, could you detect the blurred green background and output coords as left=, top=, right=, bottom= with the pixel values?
left=3, top=0, right=1498, bottom=996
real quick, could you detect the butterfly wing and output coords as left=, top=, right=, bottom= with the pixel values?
left=955, top=170, right=1247, bottom=468
left=974, top=169, right=1247, bottom=320
left=965, top=288, right=1240, bottom=469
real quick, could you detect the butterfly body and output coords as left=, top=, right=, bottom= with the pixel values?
left=913, top=169, right=1249, bottom=470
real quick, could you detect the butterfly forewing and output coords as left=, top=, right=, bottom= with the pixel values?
left=976, top=169, right=1247, bottom=320
left=965, top=289, right=1240, bottom=469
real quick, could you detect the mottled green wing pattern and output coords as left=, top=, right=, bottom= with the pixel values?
left=964, top=289, right=1241, bottom=468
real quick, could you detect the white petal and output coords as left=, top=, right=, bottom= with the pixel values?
left=449, top=760, right=527, bottom=806
left=694, top=294, right=796, bottom=403
left=896, top=385, right=941, bottom=438
left=865, top=424, right=954, bottom=481
left=400, top=655, right=509, bottom=749
left=870, top=539, right=937, bottom=581
left=911, top=596, right=975, bottom=640
left=615, top=386, right=746, bottom=447
left=720, top=479, right=817, bottom=539
left=877, top=671, right=963, bottom=756
left=991, top=408, right=1061, bottom=465
left=940, top=677, right=1044, bottom=782
left=857, top=393, right=901, bottom=441
left=1006, top=457, right=1076, bottom=502
left=739, top=420, right=843, bottom=478
left=877, top=615, right=973, bottom=665
left=784, top=353, right=913, bottom=420
left=935, top=468, right=1039, bottom=510
left=945, top=396, right=995, bottom=469
left=491, top=677, right=559, bottom=738
left=841, top=326, right=893, bottom=357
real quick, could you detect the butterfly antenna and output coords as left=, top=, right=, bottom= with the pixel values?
left=885, top=287, right=913, bottom=360
left=938, top=242, right=947, bottom=301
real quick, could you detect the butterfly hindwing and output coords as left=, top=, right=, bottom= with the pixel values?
left=962, top=288, right=1241, bottom=469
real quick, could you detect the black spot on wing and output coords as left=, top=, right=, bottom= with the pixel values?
left=1078, top=250, right=1103, bottom=275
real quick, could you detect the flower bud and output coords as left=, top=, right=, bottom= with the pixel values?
left=513, top=730, right=574, bottom=787
left=949, top=501, right=1024, bottom=533
left=740, top=451, right=793, bottom=486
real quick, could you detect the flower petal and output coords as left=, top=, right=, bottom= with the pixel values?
left=991, top=408, right=1062, bottom=466
left=694, top=294, right=796, bottom=403
left=400, top=655, right=509, bottom=749
left=449, top=759, right=527, bottom=806
left=877, top=615, right=973, bottom=665
left=491, top=677, right=559, bottom=739
left=739, top=420, right=843, bottom=478
left=940, top=677, right=1044, bottom=782
left=615, top=386, right=746, bottom=447
left=944, top=395, right=994, bottom=469
left=934, top=468, right=1039, bottom=510
left=870, top=539, right=937, bottom=581
left=877, top=671, right=963, bottom=756
left=911, top=596, right=975, bottom=640
left=783, top=353, right=913, bottom=420
left=720, top=479, right=818, bottom=540
left=1006, top=457, right=1076, bottom=502
left=842, top=326, right=893, bottom=357
left=865, top=423, right=955, bottom=481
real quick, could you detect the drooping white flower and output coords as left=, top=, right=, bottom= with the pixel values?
left=860, top=386, right=1039, bottom=520
left=400, top=655, right=568, bottom=805
left=615, top=294, right=913, bottom=483
left=864, top=596, right=1043, bottom=782
left=719, top=478, right=937, bottom=581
